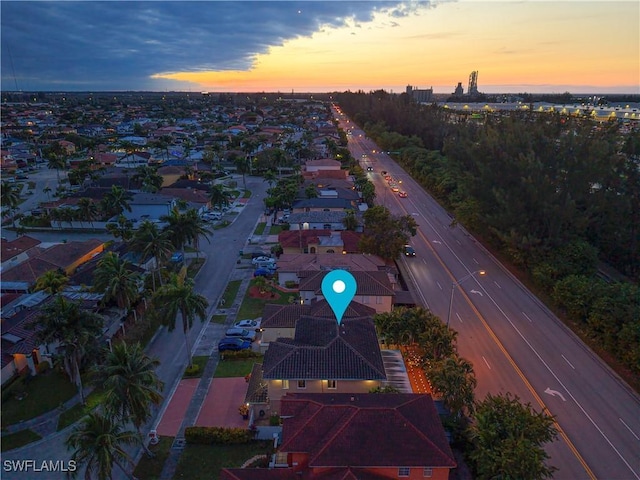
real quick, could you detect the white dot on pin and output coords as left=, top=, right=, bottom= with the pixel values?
left=332, top=280, right=346, bottom=294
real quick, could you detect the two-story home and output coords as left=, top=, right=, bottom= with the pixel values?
left=253, top=312, right=386, bottom=416
left=222, top=393, right=456, bottom=480
left=298, top=270, right=395, bottom=313
left=278, top=230, right=361, bottom=255
left=0, top=236, right=42, bottom=274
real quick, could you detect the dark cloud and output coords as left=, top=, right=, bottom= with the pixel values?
left=1, top=1, right=420, bottom=91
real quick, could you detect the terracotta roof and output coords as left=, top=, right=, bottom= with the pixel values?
left=220, top=470, right=298, bottom=480
left=1, top=235, right=41, bottom=262
left=244, top=363, right=268, bottom=404
left=159, top=188, right=209, bottom=204
left=276, top=254, right=386, bottom=274
left=306, top=159, right=341, bottom=167
left=261, top=300, right=375, bottom=329
left=262, top=316, right=385, bottom=381
left=280, top=393, right=456, bottom=469
left=299, top=271, right=393, bottom=297
left=278, top=231, right=361, bottom=252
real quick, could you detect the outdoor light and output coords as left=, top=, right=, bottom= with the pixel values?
left=447, top=270, right=486, bottom=326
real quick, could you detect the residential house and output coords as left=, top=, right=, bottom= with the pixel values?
left=298, top=270, right=394, bottom=313
left=291, top=197, right=358, bottom=213
left=121, top=193, right=176, bottom=225
left=259, top=299, right=376, bottom=349
left=221, top=393, right=456, bottom=480
left=285, top=211, right=352, bottom=231
left=278, top=230, right=361, bottom=255
left=1, top=236, right=42, bottom=273
left=275, top=253, right=388, bottom=289
left=257, top=312, right=386, bottom=415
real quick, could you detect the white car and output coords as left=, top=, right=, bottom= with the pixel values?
left=234, top=319, right=262, bottom=331
left=225, top=327, right=256, bottom=342
left=252, top=256, right=275, bottom=265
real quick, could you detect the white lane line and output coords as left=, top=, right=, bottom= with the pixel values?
left=456, top=239, right=461, bottom=245
left=482, top=356, right=492, bottom=370
left=562, top=354, right=575, bottom=370
left=456, top=313, right=462, bottom=323
left=436, top=281, right=442, bottom=290
left=494, top=281, right=502, bottom=289
left=522, top=311, right=533, bottom=323
left=422, top=259, right=428, bottom=265
left=473, top=257, right=479, bottom=264
left=620, top=418, right=640, bottom=441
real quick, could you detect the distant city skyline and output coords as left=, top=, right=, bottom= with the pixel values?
left=1, top=1, right=638, bottom=94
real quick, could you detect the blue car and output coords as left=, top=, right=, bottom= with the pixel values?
left=218, top=337, right=251, bottom=352
left=170, top=252, right=184, bottom=263
left=253, top=268, right=274, bottom=278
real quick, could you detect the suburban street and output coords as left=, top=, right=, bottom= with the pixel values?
left=340, top=112, right=640, bottom=480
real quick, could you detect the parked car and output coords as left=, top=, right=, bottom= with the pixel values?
left=251, top=256, right=274, bottom=265
left=254, top=268, right=275, bottom=279
left=234, top=319, right=262, bottom=331
left=225, top=327, right=256, bottom=342
left=218, top=337, right=252, bottom=352
left=170, top=252, right=184, bottom=263
left=403, top=245, right=416, bottom=257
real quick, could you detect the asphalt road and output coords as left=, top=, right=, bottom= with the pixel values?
left=337, top=109, right=640, bottom=480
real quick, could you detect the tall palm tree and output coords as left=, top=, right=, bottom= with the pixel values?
left=1, top=181, right=21, bottom=224
left=152, top=272, right=208, bottom=366
left=182, top=208, right=213, bottom=253
left=66, top=412, right=139, bottom=480
left=132, top=166, right=163, bottom=193
left=130, top=220, right=173, bottom=290
left=209, top=184, right=230, bottom=211
left=92, top=342, right=163, bottom=456
left=105, top=215, right=134, bottom=242
left=34, top=269, right=68, bottom=294
left=161, top=208, right=212, bottom=261
left=93, top=252, right=141, bottom=312
left=46, top=151, right=67, bottom=182
left=101, top=185, right=132, bottom=218
left=77, top=198, right=98, bottom=227
left=32, top=296, right=103, bottom=404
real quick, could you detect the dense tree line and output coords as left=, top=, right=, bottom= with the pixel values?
left=336, top=91, right=640, bottom=379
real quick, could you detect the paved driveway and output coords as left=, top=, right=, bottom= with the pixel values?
left=196, top=378, right=249, bottom=429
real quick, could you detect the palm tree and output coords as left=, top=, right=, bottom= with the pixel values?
left=428, top=354, right=477, bottom=417
left=32, top=296, right=104, bottom=404
left=1, top=181, right=21, bottom=224
left=101, top=185, right=132, bottom=218
left=161, top=208, right=212, bottom=261
left=182, top=208, right=212, bottom=253
left=66, top=412, right=139, bottom=480
left=263, top=170, right=277, bottom=188
left=45, top=149, right=67, bottom=182
left=34, top=269, right=68, bottom=294
left=92, top=342, right=163, bottom=456
left=209, top=184, right=230, bottom=211
left=43, top=185, right=52, bottom=200
left=234, top=155, right=249, bottom=189
left=152, top=272, right=208, bottom=366
left=130, top=220, right=173, bottom=290
left=133, top=166, right=163, bottom=193
left=77, top=198, right=98, bottom=227
left=106, top=214, right=134, bottom=242
left=93, top=252, right=141, bottom=312
left=342, top=209, right=359, bottom=231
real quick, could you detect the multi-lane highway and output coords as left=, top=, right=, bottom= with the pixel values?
left=336, top=109, right=640, bottom=479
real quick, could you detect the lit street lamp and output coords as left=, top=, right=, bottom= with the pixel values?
left=447, top=270, right=486, bottom=327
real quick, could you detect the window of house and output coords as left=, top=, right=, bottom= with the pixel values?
left=282, top=379, right=289, bottom=390
left=376, top=296, right=383, bottom=304
left=423, top=467, right=433, bottom=477
left=398, top=467, right=410, bottom=477
left=327, top=380, right=337, bottom=389
left=323, top=224, right=331, bottom=229
left=297, top=380, right=306, bottom=389
left=361, top=296, right=369, bottom=304
left=326, top=249, right=335, bottom=253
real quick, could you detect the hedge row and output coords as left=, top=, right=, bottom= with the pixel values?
left=184, top=426, right=256, bottom=445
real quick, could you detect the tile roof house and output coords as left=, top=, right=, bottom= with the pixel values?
left=222, top=393, right=456, bottom=480
left=275, top=253, right=389, bottom=289
left=278, top=230, right=361, bottom=255
left=1, top=235, right=42, bottom=272
left=260, top=313, right=386, bottom=413
left=298, top=270, right=394, bottom=313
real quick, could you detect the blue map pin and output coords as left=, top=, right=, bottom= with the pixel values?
left=321, top=269, right=357, bottom=325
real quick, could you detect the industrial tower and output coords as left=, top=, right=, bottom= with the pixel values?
left=468, top=71, right=479, bottom=96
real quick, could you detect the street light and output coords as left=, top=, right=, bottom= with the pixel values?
left=447, top=270, right=486, bottom=327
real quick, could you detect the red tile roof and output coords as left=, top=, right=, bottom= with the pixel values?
left=280, top=394, right=456, bottom=469
left=1, top=235, right=41, bottom=262
left=299, top=271, right=393, bottom=297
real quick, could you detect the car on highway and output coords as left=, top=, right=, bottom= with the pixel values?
left=225, top=327, right=256, bottom=342
left=398, top=191, right=408, bottom=198
left=218, top=337, right=252, bottom=352
left=366, top=166, right=374, bottom=171
left=391, top=186, right=400, bottom=193
left=403, top=245, right=416, bottom=256
left=234, top=319, right=262, bottom=331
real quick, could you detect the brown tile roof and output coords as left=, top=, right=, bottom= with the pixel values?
left=280, top=393, right=456, bottom=469
left=276, top=254, right=386, bottom=275
left=299, top=271, right=393, bottom=297
left=159, top=188, right=209, bottom=204
left=262, top=316, right=385, bottom=381
left=220, top=470, right=298, bottom=480
left=1, top=235, right=41, bottom=262
left=244, top=363, right=267, bottom=404
left=278, top=231, right=362, bottom=252
left=1, top=257, right=61, bottom=283
left=261, top=300, right=375, bottom=329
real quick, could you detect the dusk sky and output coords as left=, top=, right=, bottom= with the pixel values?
left=1, top=1, right=638, bottom=94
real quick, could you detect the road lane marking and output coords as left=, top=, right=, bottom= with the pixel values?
left=422, top=259, right=428, bottom=265
left=619, top=418, right=640, bottom=441
left=432, top=240, right=441, bottom=244
left=456, top=239, right=461, bottom=245
left=436, top=281, right=442, bottom=290
left=482, top=356, right=492, bottom=370
left=562, top=354, right=575, bottom=370
left=473, top=257, right=479, bottom=264
left=545, top=387, right=567, bottom=401
left=494, top=280, right=502, bottom=289
left=456, top=313, right=462, bottom=323
left=470, top=289, right=483, bottom=296
left=522, top=311, right=533, bottom=323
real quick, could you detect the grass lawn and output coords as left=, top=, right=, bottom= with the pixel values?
left=221, top=280, right=242, bottom=307
left=187, top=258, right=205, bottom=279
left=183, top=356, right=208, bottom=379
left=214, top=357, right=263, bottom=378
left=133, top=436, right=173, bottom=480
left=253, top=222, right=266, bottom=235
left=237, top=280, right=296, bottom=319
left=214, top=220, right=231, bottom=230
left=211, top=314, right=227, bottom=324
left=1, top=371, right=77, bottom=427
left=267, top=225, right=282, bottom=234
left=242, top=190, right=251, bottom=198
left=57, top=389, right=106, bottom=431
left=173, top=441, right=271, bottom=479
left=1, top=429, right=42, bottom=452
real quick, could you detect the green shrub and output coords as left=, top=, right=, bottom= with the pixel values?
left=36, top=361, right=51, bottom=374
left=269, top=414, right=281, bottom=426
left=284, top=281, right=298, bottom=289
left=220, top=350, right=262, bottom=360
left=184, top=426, right=255, bottom=445
left=184, top=364, right=200, bottom=377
